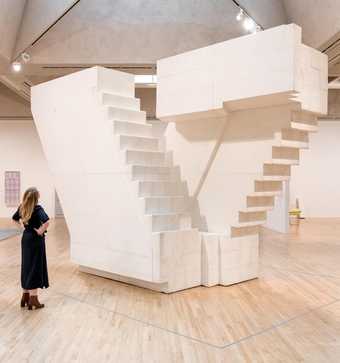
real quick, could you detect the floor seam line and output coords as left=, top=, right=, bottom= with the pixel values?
left=220, top=297, right=340, bottom=349
left=55, top=290, right=223, bottom=350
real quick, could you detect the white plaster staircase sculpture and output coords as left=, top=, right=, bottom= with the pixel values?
left=31, top=67, right=201, bottom=294
left=156, top=24, right=327, bottom=290
left=231, top=110, right=318, bottom=238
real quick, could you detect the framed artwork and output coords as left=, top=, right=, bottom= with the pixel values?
left=5, top=171, right=21, bottom=207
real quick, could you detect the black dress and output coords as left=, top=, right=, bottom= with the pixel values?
left=12, top=205, right=50, bottom=290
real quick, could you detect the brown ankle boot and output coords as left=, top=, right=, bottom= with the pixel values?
left=28, top=295, right=45, bottom=310
left=20, top=292, right=30, bottom=308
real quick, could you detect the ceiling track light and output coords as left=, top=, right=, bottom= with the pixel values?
left=12, top=62, right=22, bottom=72
left=21, top=52, right=31, bottom=63
left=236, top=8, right=244, bottom=21
left=233, top=2, right=263, bottom=34
left=243, top=17, right=256, bottom=32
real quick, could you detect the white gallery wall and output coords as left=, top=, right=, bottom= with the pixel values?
left=0, top=120, right=55, bottom=218
left=290, top=121, right=340, bottom=217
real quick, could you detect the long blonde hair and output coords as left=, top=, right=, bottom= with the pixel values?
left=19, top=187, right=39, bottom=224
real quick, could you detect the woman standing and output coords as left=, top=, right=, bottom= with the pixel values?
left=12, top=187, right=50, bottom=310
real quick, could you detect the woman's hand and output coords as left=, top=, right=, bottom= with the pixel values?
left=34, top=227, right=44, bottom=236
left=34, top=221, right=49, bottom=236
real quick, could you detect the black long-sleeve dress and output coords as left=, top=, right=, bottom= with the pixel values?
left=12, top=205, right=50, bottom=290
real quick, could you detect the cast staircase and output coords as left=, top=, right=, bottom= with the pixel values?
left=231, top=110, right=318, bottom=237
left=101, top=92, right=192, bottom=234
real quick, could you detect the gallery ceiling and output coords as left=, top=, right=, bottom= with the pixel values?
left=1, top=0, right=340, bottom=115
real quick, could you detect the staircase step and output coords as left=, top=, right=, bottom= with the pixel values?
left=130, top=165, right=180, bottom=182
left=125, top=150, right=170, bottom=167
left=239, top=210, right=267, bottom=223
left=291, top=111, right=318, bottom=124
left=120, top=135, right=159, bottom=151
left=101, top=93, right=140, bottom=110
left=113, top=121, right=162, bottom=138
left=254, top=180, right=282, bottom=192
left=273, top=132, right=309, bottom=149
left=247, top=195, right=275, bottom=208
left=270, top=158, right=299, bottom=165
left=291, top=121, right=318, bottom=132
left=138, top=181, right=187, bottom=197
left=259, top=175, right=290, bottom=181
left=263, top=163, right=291, bottom=177
left=108, top=107, right=146, bottom=123
left=148, top=213, right=192, bottom=232
left=248, top=191, right=281, bottom=197
left=241, top=206, right=274, bottom=212
left=272, top=146, right=299, bottom=161
left=143, top=196, right=188, bottom=214
left=232, top=220, right=266, bottom=228
left=231, top=225, right=260, bottom=238
left=281, top=128, right=309, bottom=143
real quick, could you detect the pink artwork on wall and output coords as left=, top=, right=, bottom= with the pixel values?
left=5, top=171, right=21, bottom=207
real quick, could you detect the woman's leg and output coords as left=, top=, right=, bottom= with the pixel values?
left=20, top=289, right=30, bottom=307
left=28, top=289, right=44, bottom=310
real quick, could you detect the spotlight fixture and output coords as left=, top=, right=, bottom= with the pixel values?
left=21, top=52, right=31, bottom=63
left=12, top=62, right=22, bottom=72
left=236, top=9, right=244, bottom=21
left=243, top=17, right=256, bottom=32
left=254, top=25, right=262, bottom=33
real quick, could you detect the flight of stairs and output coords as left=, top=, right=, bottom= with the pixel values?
left=100, top=90, right=202, bottom=292
left=231, top=110, right=318, bottom=238
left=102, top=92, right=192, bottom=233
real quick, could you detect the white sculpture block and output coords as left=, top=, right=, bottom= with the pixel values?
left=157, top=24, right=328, bottom=287
left=31, top=24, right=327, bottom=292
left=31, top=66, right=201, bottom=293
left=201, top=233, right=220, bottom=287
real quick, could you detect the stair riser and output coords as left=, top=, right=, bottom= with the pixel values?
left=263, top=164, right=290, bottom=177
left=247, top=196, right=275, bottom=208
left=255, top=180, right=282, bottom=192
left=239, top=211, right=267, bottom=223
left=114, top=121, right=161, bottom=138
left=291, top=111, right=318, bottom=125
left=120, top=136, right=159, bottom=151
left=281, top=129, right=309, bottom=143
left=272, top=146, right=299, bottom=161
left=145, top=198, right=187, bottom=214
left=131, top=166, right=180, bottom=182
left=102, top=94, right=140, bottom=110
left=108, top=108, right=146, bottom=123
left=126, top=151, right=169, bottom=167
left=231, top=226, right=260, bottom=238
left=139, top=182, right=186, bottom=197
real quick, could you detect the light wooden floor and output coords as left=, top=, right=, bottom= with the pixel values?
left=1, top=218, right=340, bottom=362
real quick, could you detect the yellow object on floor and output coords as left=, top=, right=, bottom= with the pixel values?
left=289, top=208, right=302, bottom=225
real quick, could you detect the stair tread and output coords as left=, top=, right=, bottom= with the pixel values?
left=146, top=212, right=190, bottom=217
left=248, top=191, right=281, bottom=196
left=241, top=206, right=273, bottom=212
left=125, top=149, right=166, bottom=154
left=270, top=158, right=299, bottom=165
left=141, top=196, right=186, bottom=200
left=232, top=220, right=266, bottom=227
left=119, top=134, right=160, bottom=141
left=259, top=176, right=290, bottom=181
